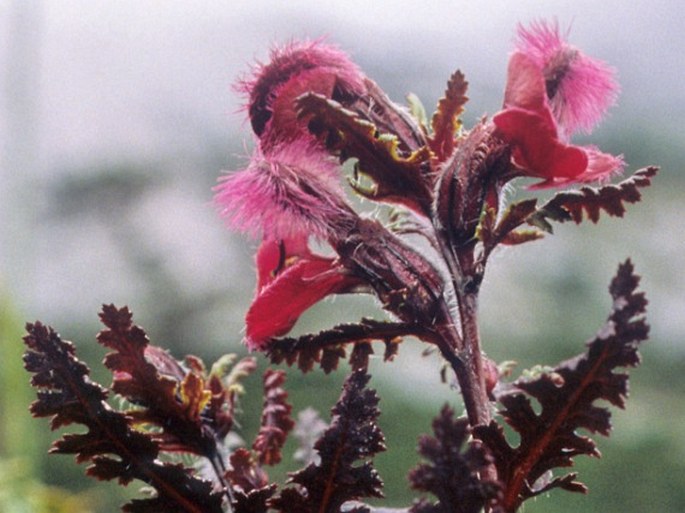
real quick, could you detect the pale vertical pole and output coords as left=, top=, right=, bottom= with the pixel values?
left=0, top=0, right=43, bottom=469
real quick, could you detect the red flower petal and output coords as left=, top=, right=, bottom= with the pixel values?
left=493, top=107, right=587, bottom=180
left=502, top=52, right=547, bottom=112
left=245, top=237, right=359, bottom=350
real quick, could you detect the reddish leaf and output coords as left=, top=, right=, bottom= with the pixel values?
left=475, top=260, right=649, bottom=512
left=270, top=370, right=385, bottom=512
left=478, top=199, right=541, bottom=255
left=253, top=370, right=295, bottom=466
left=207, top=355, right=258, bottom=440
left=267, top=319, right=420, bottom=374
left=408, top=405, right=500, bottom=513
left=429, top=70, right=469, bottom=162
left=232, top=486, right=277, bottom=513
left=226, top=448, right=270, bottom=493
left=528, top=166, right=658, bottom=231
left=23, top=320, right=225, bottom=513
left=98, top=305, right=217, bottom=457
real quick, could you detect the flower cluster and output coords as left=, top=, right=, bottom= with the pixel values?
left=215, top=22, right=624, bottom=357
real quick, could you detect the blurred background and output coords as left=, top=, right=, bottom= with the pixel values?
left=0, top=1, right=682, bottom=511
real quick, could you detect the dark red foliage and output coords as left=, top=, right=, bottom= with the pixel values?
left=226, top=448, right=270, bottom=493
left=270, top=370, right=386, bottom=513
left=23, top=30, right=658, bottom=513
left=475, top=260, right=649, bottom=512
left=267, top=319, right=419, bottom=374
left=23, top=319, right=225, bottom=513
left=529, top=166, right=659, bottom=231
left=98, top=305, right=219, bottom=457
left=409, top=406, right=501, bottom=513
left=253, top=369, right=295, bottom=465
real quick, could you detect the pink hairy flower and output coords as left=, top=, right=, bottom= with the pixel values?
left=513, top=20, right=619, bottom=137
left=238, top=40, right=367, bottom=150
left=245, top=236, right=361, bottom=350
left=214, top=140, right=350, bottom=239
left=494, top=24, right=624, bottom=188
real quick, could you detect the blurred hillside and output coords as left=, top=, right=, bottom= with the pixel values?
left=1, top=1, right=683, bottom=512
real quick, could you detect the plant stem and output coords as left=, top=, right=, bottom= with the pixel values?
left=455, top=289, right=491, bottom=427
left=432, top=232, right=491, bottom=428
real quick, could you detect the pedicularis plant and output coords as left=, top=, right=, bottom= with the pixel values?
left=23, top=21, right=657, bottom=513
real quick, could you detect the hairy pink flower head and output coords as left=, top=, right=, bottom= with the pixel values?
left=238, top=40, right=366, bottom=150
left=494, top=21, right=624, bottom=188
left=214, top=139, right=352, bottom=239
left=245, top=236, right=361, bottom=350
left=512, top=20, right=619, bottom=138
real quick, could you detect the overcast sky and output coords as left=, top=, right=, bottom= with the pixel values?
left=2, top=0, right=682, bottom=168
left=1, top=0, right=683, bottom=350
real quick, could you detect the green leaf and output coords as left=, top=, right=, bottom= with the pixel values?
left=406, top=92, right=428, bottom=130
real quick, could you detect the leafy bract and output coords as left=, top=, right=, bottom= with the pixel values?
left=297, top=92, right=433, bottom=214
left=429, top=70, right=469, bottom=162
left=23, top=318, right=225, bottom=513
left=528, top=166, right=658, bottom=232
left=270, top=370, right=385, bottom=512
left=475, top=260, right=649, bottom=512
left=409, top=406, right=500, bottom=513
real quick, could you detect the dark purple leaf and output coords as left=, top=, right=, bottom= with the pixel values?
left=270, top=370, right=385, bottom=512
left=409, top=406, right=500, bottom=513
left=476, top=260, right=649, bottom=512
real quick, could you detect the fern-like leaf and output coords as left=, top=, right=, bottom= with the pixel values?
left=475, top=260, right=649, bottom=512
left=429, top=70, right=469, bottom=162
left=267, top=319, right=419, bottom=373
left=252, top=369, right=295, bottom=465
left=528, top=166, right=658, bottom=232
left=409, top=405, right=500, bottom=513
left=270, top=370, right=385, bottom=513
left=23, top=320, right=225, bottom=513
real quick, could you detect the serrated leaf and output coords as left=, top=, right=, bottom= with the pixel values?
left=475, top=260, right=649, bottom=512
left=478, top=198, right=540, bottom=254
left=23, top=319, right=225, bottom=513
left=528, top=166, right=658, bottom=228
left=267, top=319, right=422, bottom=374
left=270, top=370, right=385, bottom=513
left=429, top=70, right=469, bottom=162
left=253, top=370, right=294, bottom=466
left=297, top=92, right=433, bottom=214
left=408, top=405, right=500, bottom=513
left=98, top=305, right=219, bottom=457
left=225, top=448, right=269, bottom=493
